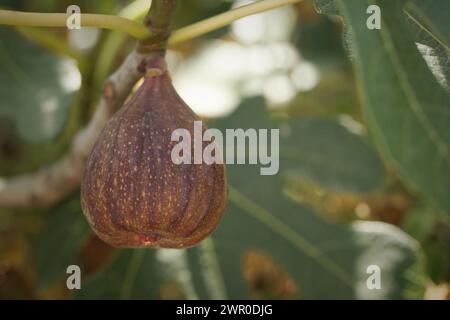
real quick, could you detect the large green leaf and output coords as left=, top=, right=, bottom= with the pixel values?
left=405, top=0, right=450, bottom=49
left=403, top=201, right=450, bottom=283
left=187, top=99, right=425, bottom=299
left=315, top=0, right=450, bottom=215
left=74, top=249, right=162, bottom=299
left=280, top=116, right=384, bottom=193
left=404, top=0, right=450, bottom=92
left=207, top=172, right=423, bottom=299
left=212, top=97, right=385, bottom=193
left=0, top=27, right=79, bottom=142
left=36, top=192, right=90, bottom=290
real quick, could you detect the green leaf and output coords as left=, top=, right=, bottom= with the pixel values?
left=36, top=192, right=90, bottom=290
left=405, top=0, right=450, bottom=49
left=189, top=99, right=425, bottom=299
left=292, top=14, right=347, bottom=64
left=74, top=249, right=162, bottom=299
left=0, top=27, right=79, bottom=142
left=212, top=173, right=423, bottom=299
left=315, top=0, right=450, bottom=215
left=423, top=242, right=450, bottom=283
left=213, top=97, right=385, bottom=193
left=281, top=117, right=384, bottom=193
left=402, top=202, right=437, bottom=242
left=403, top=202, right=450, bottom=283
left=404, top=0, right=450, bottom=92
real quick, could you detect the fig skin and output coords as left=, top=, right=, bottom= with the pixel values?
left=81, top=57, right=227, bottom=248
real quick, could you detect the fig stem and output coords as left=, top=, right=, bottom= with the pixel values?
left=144, top=0, right=176, bottom=31
left=138, top=0, right=177, bottom=53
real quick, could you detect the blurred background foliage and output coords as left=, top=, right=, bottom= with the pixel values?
left=0, top=0, right=449, bottom=299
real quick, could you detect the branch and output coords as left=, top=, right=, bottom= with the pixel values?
left=0, top=0, right=176, bottom=208
left=139, top=0, right=176, bottom=53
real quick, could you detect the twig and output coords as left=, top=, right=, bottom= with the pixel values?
left=138, top=0, right=176, bottom=53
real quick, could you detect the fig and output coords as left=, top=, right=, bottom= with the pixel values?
left=81, top=57, right=227, bottom=248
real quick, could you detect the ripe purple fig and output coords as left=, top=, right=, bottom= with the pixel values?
left=81, top=57, right=227, bottom=248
